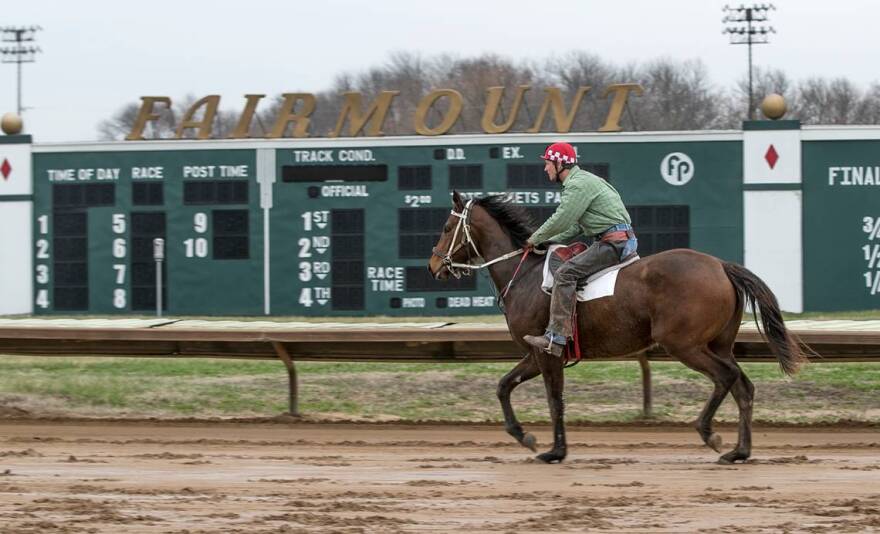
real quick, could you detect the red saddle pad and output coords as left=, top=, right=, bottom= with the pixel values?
left=553, top=242, right=588, bottom=262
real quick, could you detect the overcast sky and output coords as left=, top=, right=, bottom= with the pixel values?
left=2, top=0, right=877, bottom=142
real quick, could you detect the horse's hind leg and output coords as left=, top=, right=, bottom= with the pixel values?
left=497, top=354, right=541, bottom=452
left=709, top=335, right=755, bottom=464
left=533, top=351, right=567, bottom=464
left=669, top=345, right=741, bottom=458
left=720, top=367, right=755, bottom=464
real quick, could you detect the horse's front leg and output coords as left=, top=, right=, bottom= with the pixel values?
left=533, top=351, right=567, bottom=463
left=497, top=354, right=541, bottom=451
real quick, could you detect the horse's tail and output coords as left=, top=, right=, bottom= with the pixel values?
left=723, top=262, right=810, bottom=376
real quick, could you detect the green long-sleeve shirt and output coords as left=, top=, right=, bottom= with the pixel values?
left=528, top=165, right=631, bottom=244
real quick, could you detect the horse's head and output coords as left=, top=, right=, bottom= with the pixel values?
left=427, top=191, right=483, bottom=280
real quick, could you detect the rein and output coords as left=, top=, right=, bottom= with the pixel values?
left=501, top=248, right=531, bottom=299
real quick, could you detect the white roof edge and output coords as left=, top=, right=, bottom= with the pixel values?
left=801, top=125, right=880, bottom=141
left=32, top=130, right=743, bottom=153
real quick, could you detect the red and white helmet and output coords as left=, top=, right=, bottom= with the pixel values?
left=540, top=142, right=577, bottom=164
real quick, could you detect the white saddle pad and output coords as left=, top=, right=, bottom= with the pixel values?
left=540, top=245, right=640, bottom=302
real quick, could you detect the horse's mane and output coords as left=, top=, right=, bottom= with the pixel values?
left=474, top=195, right=536, bottom=247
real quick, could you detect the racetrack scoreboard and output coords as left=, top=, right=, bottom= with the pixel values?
left=33, top=148, right=260, bottom=315
left=30, top=134, right=742, bottom=316
left=803, top=137, right=880, bottom=310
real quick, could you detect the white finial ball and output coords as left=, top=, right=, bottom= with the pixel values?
left=760, top=94, right=787, bottom=120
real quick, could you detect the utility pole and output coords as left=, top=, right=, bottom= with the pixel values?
left=722, top=4, right=775, bottom=120
left=1, top=26, right=42, bottom=115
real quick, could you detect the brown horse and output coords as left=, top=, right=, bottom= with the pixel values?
left=428, top=192, right=810, bottom=464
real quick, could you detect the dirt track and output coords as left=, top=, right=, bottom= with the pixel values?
left=0, top=421, right=878, bottom=533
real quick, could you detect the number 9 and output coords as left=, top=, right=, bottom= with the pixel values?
left=194, top=213, right=208, bottom=233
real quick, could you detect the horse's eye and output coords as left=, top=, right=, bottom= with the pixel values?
left=444, top=225, right=451, bottom=233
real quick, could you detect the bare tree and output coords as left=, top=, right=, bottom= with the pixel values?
left=433, top=54, right=535, bottom=133
left=538, top=52, right=616, bottom=131
left=792, top=77, right=865, bottom=124
left=624, top=58, right=725, bottom=131
left=826, top=78, right=861, bottom=124
left=363, top=51, right=432, bottom=135
left=98, top=102, right=146, bottom=140
left=855, top=83, right=880, bottom=124
left=98, top=100, right=175, bottom=140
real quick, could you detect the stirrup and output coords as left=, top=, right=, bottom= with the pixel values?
left=544, top=341, right=564, bottom=358
left=523, top=334, right=564, bottom=357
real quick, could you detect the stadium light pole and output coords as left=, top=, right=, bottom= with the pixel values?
left=722, top=4, right=775, bottom=120
left=1, top=26, right=42, bottom=115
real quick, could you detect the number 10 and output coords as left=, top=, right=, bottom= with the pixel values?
left=184, top=238, right=208, bottom=258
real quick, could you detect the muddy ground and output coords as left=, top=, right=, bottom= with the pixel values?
left=0, top=421, right=878, bottom=533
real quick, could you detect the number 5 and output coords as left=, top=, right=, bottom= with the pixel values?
left=112, top=213, right=126, bottom=234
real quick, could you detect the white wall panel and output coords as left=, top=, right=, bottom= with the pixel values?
left=0, top=202, right=33, bottom=314
left=744, top=190, right=803, bottom=313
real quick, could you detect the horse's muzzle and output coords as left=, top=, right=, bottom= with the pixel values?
left=427, top=261, right=449, bottom=280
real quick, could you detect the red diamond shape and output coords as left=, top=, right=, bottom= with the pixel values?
left=764, top=145, right=779, bottom=170
left=0, top=159, right=10, bottom=180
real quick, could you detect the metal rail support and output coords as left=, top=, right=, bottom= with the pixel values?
left=153, top=238, right=164, bottom=318
left=271, top=341, right=299, bottom=416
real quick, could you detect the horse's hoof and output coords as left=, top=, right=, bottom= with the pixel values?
left=718, top=450, right=749, bottom=464
left=521, top=432, right=538, bottom=452
left=706, top=433, right=723, bottom=453
left=535, top=451, right=565, bottom=464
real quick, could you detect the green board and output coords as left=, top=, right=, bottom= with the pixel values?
left=803, top=140, right=880, bottom=310
left=32, top=150, right=262, bottom=315
left=31, top=138, right=742, bottom=316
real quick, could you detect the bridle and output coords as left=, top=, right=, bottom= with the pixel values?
left=431, top=199, right=525, bottom=279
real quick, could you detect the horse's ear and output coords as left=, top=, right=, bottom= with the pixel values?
left=451, top=190, right=464, bottom=209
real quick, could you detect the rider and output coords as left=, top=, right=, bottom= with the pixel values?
left=522, top=142, right=637, bottom=357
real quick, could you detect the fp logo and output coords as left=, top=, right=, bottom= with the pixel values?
left=660, top=152, right=694, bottom=186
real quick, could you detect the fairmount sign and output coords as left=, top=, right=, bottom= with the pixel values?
left=126, top=84, right=644, bottom=140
